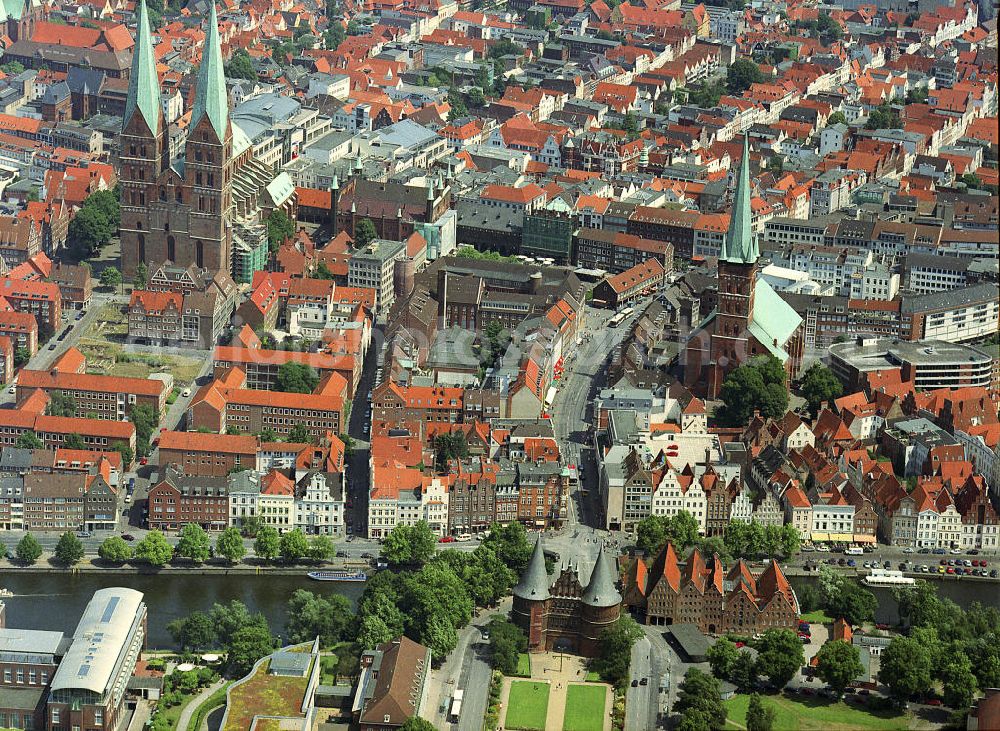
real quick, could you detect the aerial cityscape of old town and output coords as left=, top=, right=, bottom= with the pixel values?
left=0, top=0, right=994, bottom=728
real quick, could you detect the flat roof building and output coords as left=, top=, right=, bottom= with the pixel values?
left=829, top=337, right=997, bottom=392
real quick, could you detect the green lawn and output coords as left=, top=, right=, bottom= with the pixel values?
left=724, top=693, right=910, bottom=731
left=562, top=683, right=606, bottom=731
left=505, top=681, right=550, bottom=730
left=584, top=671, right=602, bottom=682
left=799, top=609, right=834, bottom=624
left=516, top=653, right=531, bottom=677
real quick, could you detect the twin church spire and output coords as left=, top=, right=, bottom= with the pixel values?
left=123, top=0, right=229, bottom=140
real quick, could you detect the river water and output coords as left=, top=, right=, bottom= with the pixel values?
left=0, top=572, right=365, bottom=648
left=1, top=571, right=995, bottom=648
left=790, top=575, right=1000, bottom=624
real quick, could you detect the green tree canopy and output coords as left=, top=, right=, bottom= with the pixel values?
left=285, top=589, right=353, bottom=645
left=224, top=48, right=257, bottom=80
left=48, top=391, right=78, bottom=418
left=941, top=653, right=977, bottom=709
left=62, top=432, right=87, bottom=450
left=98, top=536, right=133, bottom=563
left=55, top=531, right=85, bottom=565
left=266, top=209, right=295, bottom=251
left=99, top=266, right=122, bottom=291
left=635, top=511, right=701, bottom=555
left=727, top=58, right=764, bottom=94
left=755, top=629, right=803, bottom=688
left=15, top=533, right=43, bottom=564
left=827, top=111, right=847, bottom=126
left=675, top=668, right=726, bottom=727
left=799, top=363, right=843, bottom=416
left=815, top=640, right=863, bottom=696
left=16, top=432, right=43, bottom=450
left=591, top=615, right=643, bottom=688
left=215, top=526, right=246, bottom=564
left=708, top=636, right=739, bottom=679
left=279, top=529, right=310, bottom=561
left=175, top=523, right=212, bottom=563
left=134, top=262, right=149, bottom=289
left=382, top=521, right=437, bottom=566
left=167, top=611, right=217, bottom=651
left=717, top=357, right=788, bottom=426
left=129, top=404, right=157, bottom=457
left=287, top=423, right=312, bottom=444
left=275, top=362, right=319, bottom=394
left=827, top=580, right=877, bottom=626
left=226, top=624, right=274, bottom=677
left=487, top=618, right=527, bottom=675
left=134, top=530, right=174, bottom=566
left=480, top=521, right=532, bottom=572
left=309, top=534, right=336, bottom=561
left=354, top=218, right=377, bottom=248
left=865, top=102, right=901, bottom=130
left=746, top=693, right=776, bottom=731
left=880, top=636, right=932, bottom=704
left=434, top=432, right=469, bottom=471
left=254, top=525, right=281, bottom=561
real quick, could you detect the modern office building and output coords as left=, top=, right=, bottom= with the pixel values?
left=47, top=588, right=146, bottom=731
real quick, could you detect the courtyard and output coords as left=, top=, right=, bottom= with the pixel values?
left=75, top=302, right=205, bottom=384
left=497, top=652, right=612, bottom=731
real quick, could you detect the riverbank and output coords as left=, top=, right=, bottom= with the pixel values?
left=0, top=559, right=376, bottom=576
left=783, top=564, right=1000, bottom=583
left=0, top=572, right=367, bottom=646
left=0, top=560, right=371, bottom=576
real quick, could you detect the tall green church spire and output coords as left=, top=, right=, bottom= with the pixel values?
left=123, top=0, right=161, bottom=136
left=721, top=135, right=759, bottom=264
left=190, top=3, right=229, bottom=139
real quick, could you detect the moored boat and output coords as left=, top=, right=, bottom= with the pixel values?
left=306, top=570, right=367, bottom=582
left=862, top=568, right=915, bottom=587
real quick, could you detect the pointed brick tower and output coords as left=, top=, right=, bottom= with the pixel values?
left=120, top=0, right=167, bottom=277
left=183, top=2, right=234, bottom=274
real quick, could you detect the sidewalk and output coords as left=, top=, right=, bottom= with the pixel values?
left=176, top=679, right=226, bottom=731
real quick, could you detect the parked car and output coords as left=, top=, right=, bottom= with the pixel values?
left=439, top=536, right=455, bottom=543
left=122, top=534, right=135, bottom=541
left=926, top=699, right=943, bottom=707
left=76, top=531, right=91, bottom=538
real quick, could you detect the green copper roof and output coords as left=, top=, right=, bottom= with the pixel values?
left=721, top=136, right=759, bottom=265
left=747, top=279, right=803, bottom=363
left=190, top=3, right=228, bottom=139
left=513, top=536, right=550, bottom=601
left=123, top=0, right=161, bottom=136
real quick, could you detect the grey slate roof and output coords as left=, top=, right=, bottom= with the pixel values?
left=581, top=545, right=622, bottom=608
left=513, top=536, right=551, bottom=601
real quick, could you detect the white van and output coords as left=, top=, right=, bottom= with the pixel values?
left=844, top=547, right=864, bottom=555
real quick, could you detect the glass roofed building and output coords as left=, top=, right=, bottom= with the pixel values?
left=47, top=588, right=146, bottom=731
